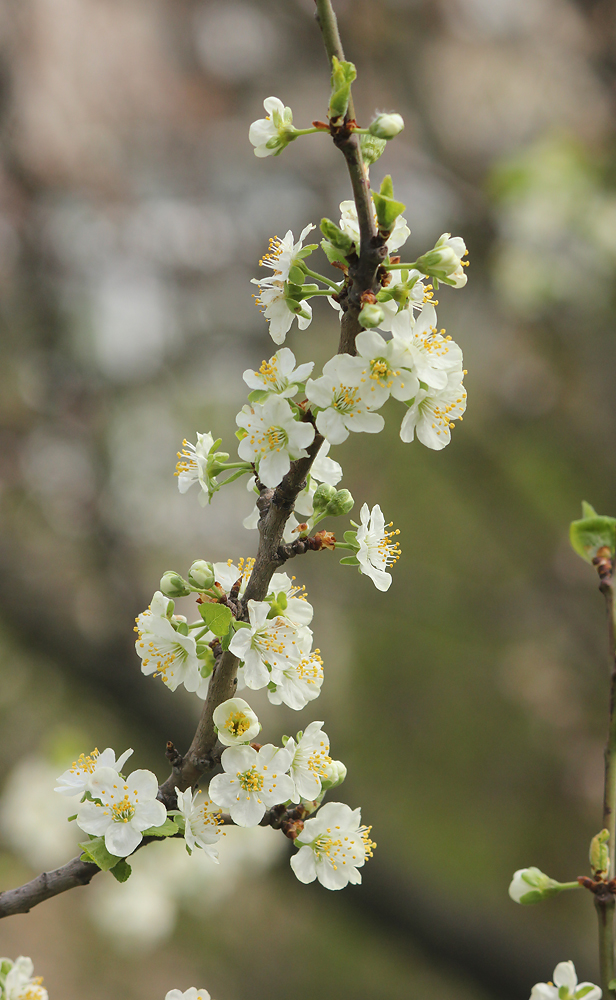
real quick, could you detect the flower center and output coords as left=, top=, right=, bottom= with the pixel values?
left=237, top=766, right=264, bottom=793
left=225, top=711, right=250, bottom=737
left=333, top=383, right=361, bottom=414
left=111, top=795, right=136, bottom=823
left=258, top=358, right=283, bottom=388
left=175, top=438, right=198, bottom=478
left=369, top=358, right=395, bottom=386
left=70, top=748, right=99, bottom=774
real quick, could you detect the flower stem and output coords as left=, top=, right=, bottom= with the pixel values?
left=384, top=262, right=419, bottom=270
left=303, top=267, right=340, bottom=290
left=598, top=572, right=616, bottom=997
left=293, top=127, right=325, bottom=136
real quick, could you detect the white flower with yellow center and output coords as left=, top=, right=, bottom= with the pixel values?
left=267, top=571, right=313, bottom=626
left=267, top=641, right=324, bottom=711
left=175, top=787, right=221, bottom=863
left=251, top=278, right=313, bottom=345
left=530, top=962, right=601, bottom=1000
left=228, top=600, right=304, bottom=690
left=353, top=329, right=419, bottom=409
left=290, top=801, right=376, bottom=890
left=165, top=989, right=212, bottom=1000
left=356, top=503, right=401, bottom=592
left=339, top=198, right=410, bottom=253
left=135, top=592, right=204, bottom=695
left=393, top=303, right=463, bottom=391
left=236, top=395, right=315, bottom=488
left=306, top=355, right=384, bottom=446
left=258, top=224, right=316, bottom=282
left=55, top=746, right=133, bottom=798
left=1, top=957, right=48, bottom=1000
left=243, top=347, right=313, bottom=399
left=212, top=697, right=260, bottom=747
left=378, top=268, right=428, bottom=334
left=208, top=744, right=295, bottom=827
left=76, top=767, right=166, bottom=857
left=285, top=721, right=332, bottom=802
left=249, top=96, right=296, bottom=158
left=425, top=233, right=468, bottom=287
left=399, top=370, right=467, bottom=450
left=174, top=431, right=226, bottom=506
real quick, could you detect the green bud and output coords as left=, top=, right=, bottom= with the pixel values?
left=360, top=133, right=387, bottom=167
left=159, top=571, right=190, bottom=599
left=570, top=502, right=616, bottom=564
left=328, top=56, right=357, bottom=124
left=313, top=482, right=337, bottom=513
left=188, top=559, right=215, bottom=591
left=508, top=866, right=578, bottom=905
left=321, top=759, right=347, bottom=791
left=197, top=645, right=215, bottom=678
left=590, top=829, right=610, bottom=878
left=326, top=489, right=354, bottom=517
left=320, top=218, right=354, bottom=254
left=372, top=174, right=406, bottom=234
left=369, top=112, right=404, bottom=140
left=358, top=303, right=384, bottom=329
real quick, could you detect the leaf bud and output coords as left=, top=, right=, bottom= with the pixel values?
left=159, top=570, right=190, bottom=599
left=358, top=303, right=385, bottom=329
left=369, top=113, right=404, bottom=139
left=570, top=502, right=616, bottom=565
left=326, top=489, right=354, bottom=517
left=320, top=218, right=354, bottom=254
left=372, top=174, right=406, bottom=234
left=312, top=482, right=337, bottom=513
left=188, top=560, right=215, bottom=591
left=360, top=133, right=387, bottom=166
left=590, top=829, right=610, bottom=878
left=508, top=867, right=569, bottom=905
left=328, top=56, right=357, bottom=124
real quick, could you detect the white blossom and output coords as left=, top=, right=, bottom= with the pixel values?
left=244, top=442, right=342, bottom=526
left=378, top=268, right=427, bottom=334
left=1, top=958, right=48, bottom=1000
left=290, top=801, right=375, bottom=890
left=236, top=395, right=315, bottom=488
left=285, top=721, right=332, bottom=801
left=432, top=233, right=468, bottom=286
left=208, top=744, right=295, bottom=827
left=353, top=329, right=419, bottom=409
left=339, top=198, right=410, bottom=253
left=76, top=767, right=166, bottom=857
left=175, top=787, right=221, bottom=862
left=175, top=432, right=225, bottom=506
left=249, top=96, right=296, bottom=158
left=243, top=347, right=313, bottom=399
left=212, top=558, right=254, bottom=598
left=258, top=225, right=316, bottom=282
left=165, top=990, right=212, bottom=1000
left=267, top=571, right=313, bottom=626
left=399, top=371, right=467, bottom=450
left=251, top=278, right=312, bottom=345
left=212, top=697, right=260, bottom=747
left=306, top=355, right=384, bottom=446
left=228, top=600, right=305, bottom=690
left=55, top=746, right=133, bottom=798
left=356, top=503, right=401, bottom=592
left=267, top=645, right=324, bottom=711
left=392, top=303, right=463, bottom=391
left=530, top=963, right=601, bottom=1000
left=135, top=592, right=205, bottom=695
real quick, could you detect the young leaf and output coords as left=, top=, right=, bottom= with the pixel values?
left=199, top=602, right=233, bottom=637
left=141, top=817, right=179, bottom=838
left=79, top=837, right=123, bottom=872
left=570, top=507, right=616, bottom=563
left=110, top=859, right=132, bottom=883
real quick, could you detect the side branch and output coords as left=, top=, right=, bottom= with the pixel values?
left=0, top=856, right=100, bottom=917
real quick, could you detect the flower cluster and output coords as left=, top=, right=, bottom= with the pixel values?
left=530, top=963, right=601, bottom=1000
left=0, top=957, right=48, bottom=1000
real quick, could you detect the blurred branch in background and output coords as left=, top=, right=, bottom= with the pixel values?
left=1, top=0, right=616, bottom=997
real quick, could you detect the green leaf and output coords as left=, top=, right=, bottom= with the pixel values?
left=582, top=500, right=598, bottom=518
left=339, top=555, right=360, bottom=566
left=607, top=981, right=616, bottom=991
left=569, top=509, right=616, bottom=563
left=321, top=238, right=349, bottom=267
left=79, top=837, right=123, bottom=871
left=110, top=859, right=132, bottom=883
left=372, top=191, right=406, bottom=233
left=328, top=56, right=357, bottom=123
left=199, top=602, right=233, bottom=637
left=142, top=817, right=179, bottom=838
left=247, top=389, right=269, bottom=403
left=320, top=218, right=354, bottom=254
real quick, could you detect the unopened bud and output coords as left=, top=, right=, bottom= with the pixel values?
left=590, top=829, right=610, bottom=878
left=508, top=867, right=566, bottom=905
left=321, top=759, right=347, bottom=790
left=360, top=133, right=387, bottom=166
left=312, top=482, right=337, bottom=513
left=160, top=570, right=190, bottom=599
left=358, top=303, right=384, bottom=329
left=369, top=112, right=404, bottom=140
left=188, top=560, right=215, bottom=591
left=326, top=489, right=354, bottom=517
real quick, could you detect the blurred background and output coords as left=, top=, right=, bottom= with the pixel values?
left=0, top=0, right=615, bottom=996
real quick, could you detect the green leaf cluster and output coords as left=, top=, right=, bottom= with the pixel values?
left=328, top=57, right=356, bottom=124
left=372, top=175, right=405, bottom=234
left=569, top=501, right=616, bottom=564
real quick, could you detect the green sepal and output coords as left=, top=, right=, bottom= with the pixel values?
left=267, top=680, right=278, bottom=692
left=343, top=530, right=359, bottom=547
left=247, top=389, right=270, bottom=403
left=141, top=817, right=179, bottom=838
left=328, top=56, right=357, bottom=123
left=231, top=619, right=250, bottom=631
left=339, top=555, right=360, bottom=566
left=608, top=981, right=616, bottom=991
left=174, top=814, right=186, bottom=834
left=110, top=859, right=132, bottom=883
left=175, top=621, right=189, bottom=637
left=198, top=646, right=215, bottom=678
left=79, top=837, right=123, bottom=872
left=372, top=175, right=405, bottom=233
left=235, top=428, right=248, bottom=441
left=569, top=504, right=616, bottom=563
left=295, top=244, right=319, bottom=258
left=67, top=813, right=77, bottom=822
left=517, top=886, right=563, bottom=905
left=199, top=602, right=233, bottom=637
left=321, top=239, right=349, bottom=267
left=220, top=630, right=232, bottom=651
left=577, top=988, right=596, bottom=998
left=288, top=264, right=306, bottom=285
